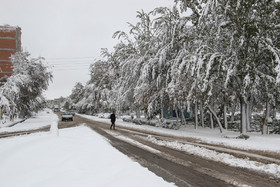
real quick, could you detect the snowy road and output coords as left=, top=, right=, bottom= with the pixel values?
left=74, top=115, right=280, bottom=187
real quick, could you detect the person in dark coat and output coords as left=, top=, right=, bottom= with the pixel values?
left=110, top=111, right=116, bottom=130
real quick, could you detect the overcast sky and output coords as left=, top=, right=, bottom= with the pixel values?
left=0, top=0, right=174, bottom=99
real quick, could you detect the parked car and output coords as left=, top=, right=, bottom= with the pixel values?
left=54, top=107, right=60, bottom=112
left=61, top=112, right=73, bottom=121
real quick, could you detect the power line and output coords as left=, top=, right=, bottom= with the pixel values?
left=45, top=56, right=96, bottom=60
left=51, top=64, right=91, bottom=67
left=50, top=65, right=91, bottom=69
left=49, top=61, right=92, bottom=63
left=46, top=59, right=93, bottom=62
left=42, top=56, right=97, bottom=72
left=49, top=64, right=92, bottom=70
left=45, top=61, right=94, bottom=67
left=48, top=64, right=92, bottom=67
left=44, top=56, right=96, bottom=65
left=46, top=60, right=93, bottom=63
left=51, top=67, right=90, bottom=70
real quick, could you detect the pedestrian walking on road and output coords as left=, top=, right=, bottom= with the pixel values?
left=110, top=111, right=116, bottom=130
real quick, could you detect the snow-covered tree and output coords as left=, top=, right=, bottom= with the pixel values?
left=177, top=0, right=280, bottom=133
left=0, top=51, right=52, bottom=118
left=73, top=60, right=116, bottom=114
left=69, top=1, right=280, bottom=134
left=69, top=82, right=84, bottom=105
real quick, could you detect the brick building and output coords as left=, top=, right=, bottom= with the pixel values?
left=0, top=25, right=22, bottom=84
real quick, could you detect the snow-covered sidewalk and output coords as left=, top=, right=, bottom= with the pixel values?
left=0, top=109, right=58, bottom=133
left=0, top=110, right=175, bottom=187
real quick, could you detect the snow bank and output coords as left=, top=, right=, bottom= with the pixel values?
left=0, top=109, right=58, bottom=133
left=0, top=125, right=174, bottom=187
left=147, top=136, right=280, bottom=178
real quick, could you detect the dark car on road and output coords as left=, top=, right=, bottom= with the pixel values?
left=61, top=112, right=73, bottom=121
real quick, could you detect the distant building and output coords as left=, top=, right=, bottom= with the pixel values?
left=0, top=25, right=22, bottom=85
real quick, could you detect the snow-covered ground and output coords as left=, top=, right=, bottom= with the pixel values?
left=0, top=109, right=58, bottom=133
left=0, top=110, right=175, bottom=187
left=0, top=110, right=279, bottom=187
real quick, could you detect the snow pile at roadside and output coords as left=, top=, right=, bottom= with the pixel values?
left=0, top=125, right=174, bottom=187
left=0, top=115, right=24, bottom=128
left=0, top=109, right=58, bottom=133
left=147, top=136, right=280, bottom=178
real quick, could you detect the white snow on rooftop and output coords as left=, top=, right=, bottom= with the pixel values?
left=0, top=25, right=19, bottom=31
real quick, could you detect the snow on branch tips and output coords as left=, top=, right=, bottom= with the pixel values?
left=0, top=51, right=52, bottom=118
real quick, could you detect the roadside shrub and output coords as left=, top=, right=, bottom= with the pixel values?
left=237, top=134, right=250, bottom=140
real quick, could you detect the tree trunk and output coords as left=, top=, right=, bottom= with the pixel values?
left=246, top=101, right=251, bottom=131
left=195, top=101, right=198, bottom=129
left=179, top=102, right=186, bottom=125
left=240, top=97, right=247, bottom=134
left=273, top=107, right=277, bottom=119
left=263, top=102, right=270, bottom=134
left=144, top=108, right=148, bottom=119
left=175, top=106, right=180, bottom=123
left=189, top=103, right=194, bottom=118
left=200, top=102, right=205, bottom=128
left=273, top=91, right=277, bottom=119
left=231, top=103, right=236, bottom=124
left=210, top=112, right=214, bottom=129
left=136, top=107, right=140, bottom=118
left=161, top=92, right=164, bottom=119
left=223, top=103, right=228, bottom=129
left=266, top=102, right=270, bottom=118
left=207, top=106, right=224, bottom=133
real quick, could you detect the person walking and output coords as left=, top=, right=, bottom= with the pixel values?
left=110, top=111, right=116, bottom=130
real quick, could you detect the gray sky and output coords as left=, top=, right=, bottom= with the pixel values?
left=0, top=0, right=174, bottom=99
